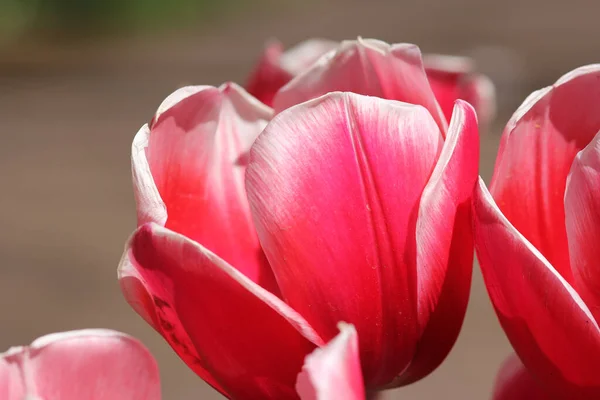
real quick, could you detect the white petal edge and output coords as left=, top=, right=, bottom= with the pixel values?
left=132, top=124, right=167, bottom=226
left=423, top=54, right=474, bottom=74
left=503, top=64, right=600, bottom=138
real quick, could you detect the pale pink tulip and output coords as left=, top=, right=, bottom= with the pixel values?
left=120, top=77, right=479, bottom=398
left=473, top=65, right=600, bottom=398
left=296, top=323, right=365, bottom=400
left=492, top=354, right=550, bottom=400
left=0, top=329, right=160, bottom=400
left=246, top=38, right=495, bottom=128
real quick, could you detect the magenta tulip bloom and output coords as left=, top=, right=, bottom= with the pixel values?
left=119, top=45, right=479, bottom=397
left=0, top=329, right=160, bottom=400
left=473, top=65, right=600, bottom=398
left=246, top=38, right=495, bottom=128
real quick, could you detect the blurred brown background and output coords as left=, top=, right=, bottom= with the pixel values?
left=0, top=0, right=597, bottom=398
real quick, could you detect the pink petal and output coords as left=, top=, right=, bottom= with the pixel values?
left=278, top=39, right=339, bottom=75
left=245, top=41, right=292, bottom=107
left=245, top=39, right=337, bottom=107
left=424, top=54, right=496, bottom=131
left=273, top=38, right=447, bottom=133
left=396, top=101, right=479, bottom=384
left=0, top=329, right=160, bottom=400
left=565, top=130, right=600, bottom=323
left=119, top=223, right=324, bottom=399
left=492, top=354, right=551, bottom=400
left=296, top=323, right=365, bottom=400
left=0, top=355, right=24, bottom=400
left=473, top=178, right=600, bottom=393
left=490, top=65, right=600, bottom=283
left=133, top=83, right=279, bottom=293
left=246, top=92, right=443, bottom=387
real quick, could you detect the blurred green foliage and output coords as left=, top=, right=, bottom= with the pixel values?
left=0, top=0, right=242, bottom=39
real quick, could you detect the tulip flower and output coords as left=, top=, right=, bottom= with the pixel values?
left=0, top=329, right=160, bottom=400
left=120, top=72, right=479, bottom=398
left=492, top=354, right=551, bottom=400
left=246, top=38, right=495, bottom=129
left=472, top=65, right=600, bottom=398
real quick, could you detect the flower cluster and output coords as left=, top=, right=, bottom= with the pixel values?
left=3, top=37, right=600, bottom=400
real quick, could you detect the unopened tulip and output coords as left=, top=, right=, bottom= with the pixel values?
left=0, top=329, right=160, bottom=400
left=246, top=38, right=495, bottom=129
left=120, top=74, right=478, bottom=398
left=473, top=65, right=600, bottom=398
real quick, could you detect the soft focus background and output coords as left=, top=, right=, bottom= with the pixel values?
left=0, top=0, right=597, bottom=398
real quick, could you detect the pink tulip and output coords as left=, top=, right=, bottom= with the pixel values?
left=492, top=354, right=550, bottom=400
left=0, top=329, right=160, bottom=400
left=472, top=65, right=600, bottom=398
left=120, top=67, right=478, bottom=396
left=246, top=38, right=495, bottom=129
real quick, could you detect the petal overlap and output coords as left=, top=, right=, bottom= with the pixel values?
left=119, top=223, right=323, bottom=399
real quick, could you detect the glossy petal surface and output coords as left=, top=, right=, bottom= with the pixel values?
left=247, top=92, right=443, bottom=386
left=493, top=354, right=550, bottom=400
left=273, top=39, right=447, bottom=133
left=565, top=131, right=600, bottom=322
left=0, top=330, right=160, bottom=400
left=397, top=101, right=479, bottom=384
left=119, top=223, right=323, bottom=399
left=296, top=323, right=365, bottom=400
left=133, top=83, right=278, bottom=292
left=490, top=65, right=600, bottom=282
left=473, top=178, right=600, bottom=394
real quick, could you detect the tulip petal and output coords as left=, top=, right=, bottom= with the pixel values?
left=247, top=92, right=443, bottom=386
left=565, top=130, right=600, bottom=322
left=0, top=355, right=24, bottom=400
left=493, top=354, right=551, bottom=400
left=0, top=329, right=160, bottom=400
left=461, top=74, right=496, bottom=132
left=119, top=223, right=323, bottom=399
left=245, top=41, right=292, bottom=107
left=473, top=178, right=600, bottom=392
left=396, top=101, right=479, bottom=384
left=273, top=38, right=447, bottom=133
left=490, top=64, right=600, bottom=283
left=133, top=83, right=279, bottom=293
left=424, top=55, right=496, bottom=131
left=424, top=55, right=474, bottom=124
left=278, top=39, right=339, bottom=76
left=245, top=39, right=337, bottom=106
left=296, top=323, right=365, bottom=400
